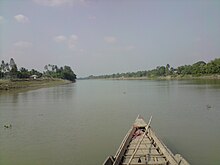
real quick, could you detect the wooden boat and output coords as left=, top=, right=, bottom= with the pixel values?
left=103, top=116, right=190, bottom=165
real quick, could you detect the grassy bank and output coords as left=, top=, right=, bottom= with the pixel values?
left=96, top=74, right=220, bottom=80
left=150, top=74, right=220, bottom=80
left=0, top=78, right=72, bottom=90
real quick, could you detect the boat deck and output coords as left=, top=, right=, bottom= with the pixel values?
left=103, top=116, right=190, bottom=165
left=121, top=128, right=167, bottom=165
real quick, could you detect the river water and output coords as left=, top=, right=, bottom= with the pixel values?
left=0, top=79, right=220, bottom=165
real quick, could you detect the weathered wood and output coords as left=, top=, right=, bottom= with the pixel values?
left=126, top=116, right=152, bottom=165
left=148, top=127, right=178, bottom=165
left=103, top=156, right=114, bottom=165
left=113, top=127, right=136, bottom=165
left=103, top=116, right=190, bottom=165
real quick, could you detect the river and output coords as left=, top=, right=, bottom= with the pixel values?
left=0, top=79, right=220, bottom=165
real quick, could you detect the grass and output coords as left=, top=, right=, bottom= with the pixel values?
left=96, top=74, right=220, bottom=80
left=0, top=78, right=72, bottom=90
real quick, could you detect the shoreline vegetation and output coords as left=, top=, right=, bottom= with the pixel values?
left=0, top=78, right=72, bottom=91
left=0, top=58, right=76, bottom=90
left=95, top=74, right=220, bottom=80
left=86, top=58, right=220, bottom=80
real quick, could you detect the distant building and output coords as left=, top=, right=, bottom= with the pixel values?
left=30, top=75, right=37, bottom=80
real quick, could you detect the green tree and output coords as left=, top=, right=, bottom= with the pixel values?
left=158, top=66, right=165, bottom=76
left=10, top=64, right=18, bottom=78
left=9, top=58, right=18, bottom=78
left=0, top=60, right=5, bottom=78
left=30, top=69, right=42, bottom=77
left=43, top=64, right=76, bottom=81
left=10, top=58, right=16, bottom=68
left=62, top=66, right=76, bottom=81
left=17, top=67, right=30, bottom=78
left=191, top=61, right=206, bottom=75
left=165, top=64, right=170, bottom=76
left=170, top=67, right=174, bottom=75
left=207, top=58, right=220, bottom=74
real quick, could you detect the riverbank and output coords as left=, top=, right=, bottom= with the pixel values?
left=0, top=78, right=72, bottom=90
left=93, top=74, right=220, bottom=80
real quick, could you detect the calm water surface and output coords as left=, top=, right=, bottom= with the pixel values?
left=0, top=80, right=220, bottom=165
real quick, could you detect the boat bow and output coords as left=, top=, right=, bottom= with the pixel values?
left=103, top=116, right=190, bottom=165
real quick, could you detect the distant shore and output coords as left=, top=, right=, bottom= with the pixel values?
left=91, top=74, right=220, bottom=80
left=0, top=78, right=72, bottom=90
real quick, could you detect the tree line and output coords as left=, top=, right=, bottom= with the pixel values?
left=0, top=58, right=76, bottom=81
left=43, top=64, right=76, bottom=81
left=88, top=58, right=220, bottom=79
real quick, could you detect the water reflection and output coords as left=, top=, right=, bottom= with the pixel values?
left=0, top=83, right=75, bottom=105
left=176, top=79, right=220, bottom=87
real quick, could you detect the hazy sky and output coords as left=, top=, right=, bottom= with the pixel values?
left=0, top=0, right=220, bottom=77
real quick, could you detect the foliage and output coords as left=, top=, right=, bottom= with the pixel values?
left=0, top=58, right=17, bottom=78
left=43, top=64, right=76, bottom=81
left=89, top=58, right=220, bottom=79
left=17, top=67, right=30, bottom=78
left=0, top=58, right=76, bottom=81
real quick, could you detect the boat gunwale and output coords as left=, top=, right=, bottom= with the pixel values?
left=103, top=116, right=190, bottom=165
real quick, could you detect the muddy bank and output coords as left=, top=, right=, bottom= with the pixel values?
left=0, top=78, right=72, bottom=90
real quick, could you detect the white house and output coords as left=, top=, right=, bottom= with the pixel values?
left=30, top=75, right=38, bottom=80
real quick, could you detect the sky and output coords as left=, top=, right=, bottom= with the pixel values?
left=0, top=0, right=220, bottom=77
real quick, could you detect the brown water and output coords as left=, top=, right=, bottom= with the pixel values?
left=0, top=79, right=220, bottom=165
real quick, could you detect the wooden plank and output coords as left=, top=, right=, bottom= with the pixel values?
left=126, top=116, right=152, bottom=165
left=125, top=149, right=159, bottom=156
left=113, top=126, right=136, bottom=165
left=103, top=156, right=114, bottom=165
left=103, top=116, right=190, bottom=165
left=149, top=128, right=179, bottom=165
left=128, top=144, right=154, bottom=149
left=123, top=156, right=167, bottom=165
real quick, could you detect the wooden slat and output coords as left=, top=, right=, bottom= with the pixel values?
left=148, top=128, right=179, bottom=165
left=126, top=116, right=152, bottom=165
left=125, top=149, right=159, bottom=156
left=103, top=116, right=190, bottom=165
